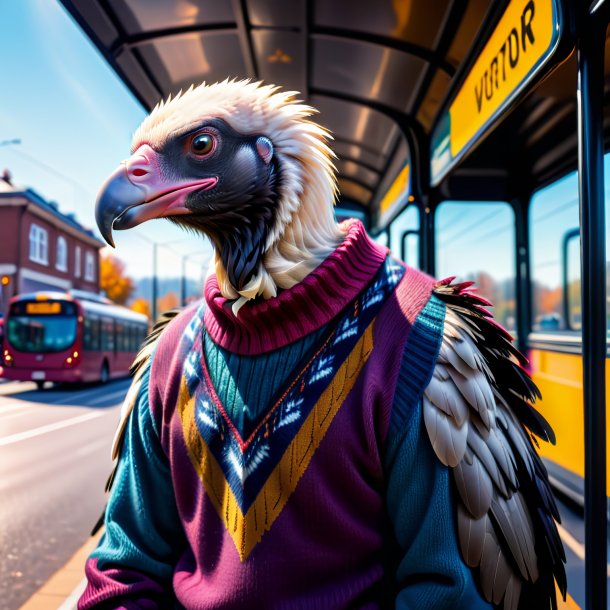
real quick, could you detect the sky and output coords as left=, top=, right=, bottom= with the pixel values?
left=1, top=0, right=608, bottom=305
left=0, top=0, right=213, bottom=294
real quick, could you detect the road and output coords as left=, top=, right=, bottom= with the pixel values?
left=0, top=378, right=130, bottom=610
left=0, top=376, right=606, bottom=610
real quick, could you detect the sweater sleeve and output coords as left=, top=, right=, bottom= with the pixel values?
left=384, top=295, right=493, bottom=610
left=79, top=362, right=187, bottom=610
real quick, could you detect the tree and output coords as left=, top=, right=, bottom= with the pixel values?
left=100, top=253, right=134, bottom=305
left=130, top=297, right=151, bottom=319
left=157, top=291, right=179, bottom=312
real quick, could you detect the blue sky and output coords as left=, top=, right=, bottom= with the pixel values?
left=0, top=0, right=213, bottom=290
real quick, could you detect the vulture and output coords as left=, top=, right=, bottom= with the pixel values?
left=80, top=80, right=565, bottom=610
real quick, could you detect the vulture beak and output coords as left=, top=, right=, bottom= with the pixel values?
left=95, top=144, right=217, bottom=247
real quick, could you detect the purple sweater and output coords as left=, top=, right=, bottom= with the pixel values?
left=80, top=221, right=492, bottom=609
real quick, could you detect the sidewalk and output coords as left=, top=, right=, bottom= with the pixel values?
left=18, top=531, right=102, bottom=610
left=17, top=529, right=580, bottom=610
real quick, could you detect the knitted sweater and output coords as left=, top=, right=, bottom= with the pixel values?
left=79, top=221, right=492, bottom=609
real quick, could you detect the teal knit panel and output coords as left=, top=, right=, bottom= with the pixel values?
left=203, top=325, right=329, bottom=438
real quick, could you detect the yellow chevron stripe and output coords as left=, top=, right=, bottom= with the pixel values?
left=178, top=321, right=375, bottom=560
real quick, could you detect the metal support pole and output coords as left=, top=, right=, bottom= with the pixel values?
left=513, top=198, right=531, bottom=355
left=577, top=24, right=606, bottom=610
left=181, top=257, right=187, bottom=306
left=152, top=243, right=158, bottom=323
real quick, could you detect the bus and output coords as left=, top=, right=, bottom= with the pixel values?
left=1, top=289, right=148, bottom=389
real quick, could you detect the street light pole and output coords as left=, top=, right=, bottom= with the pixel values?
left=180, top=256, right=186, bottom=306
left=152, top=242, right=158, bottom=322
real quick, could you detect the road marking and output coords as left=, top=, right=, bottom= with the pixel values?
left=0, top=407, right=44, bottom=422
left=556, top=522, right=610, bottom=577
left=556, top=522, right=585, bottom=560
left=0, top=412, right=105, bottom=447
left=85, top=388, right=128, bottom=406
left=74, top=437, right=111, bottom=458
left=44, top=382, right=130, bottom=405
left=0, top=402, right=35, bottom=415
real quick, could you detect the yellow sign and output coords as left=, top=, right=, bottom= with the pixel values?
left=26, top=302, right=61, bottom=315
left=379, top=164, right=410, bottom=225
left=431, top=0, right=561, bottom=185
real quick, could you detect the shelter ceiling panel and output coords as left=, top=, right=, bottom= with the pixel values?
left=135, top=32, right=248, bottom=95
left=115, top=50, right=165, bottom=106
left=312, top=36, right=427, bottom=113
left=246, top=0, right=305, bottom=27
left=371, top=135, right=409, bottom=211
left=333, top=141, right=387, bottom=173
left=336, top=161, right=379, bottom=189
left=107, top=0, right=236, bottom=35
left=313, top=0, right=449, bottom=51
left=416, top=69, right=452, bottom=131
left=338, top=179, right=372, bottom=205
left=311, top=95, right=400, bottom=160
left=445, top=0, right=493, bottom=68
left=66, top=2, right=119, bottom=46
left=252, top=30, right=307, bottom=95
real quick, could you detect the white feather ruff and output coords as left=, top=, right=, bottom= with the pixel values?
left=132, top=79, right=344, bottom=310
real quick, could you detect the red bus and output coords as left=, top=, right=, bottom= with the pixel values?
left=1, top=290, right=149, bottom=389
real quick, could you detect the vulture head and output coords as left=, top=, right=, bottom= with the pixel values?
left=96, top=79, right=344, bottom=312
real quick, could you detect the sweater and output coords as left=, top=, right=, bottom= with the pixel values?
left=79, top=220, right=492, bottom=609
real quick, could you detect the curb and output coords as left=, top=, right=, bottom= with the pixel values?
left=18, top=531, right=102, bottom=610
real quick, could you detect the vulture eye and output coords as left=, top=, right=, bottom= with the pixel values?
left=191, top=133, right=215, bottom=156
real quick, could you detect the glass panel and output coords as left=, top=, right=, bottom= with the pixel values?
left=530, top=171, right=580, bottom=331
left=7, top=316, right=77, bottom=353
left=374, top=231, right=388, bottom=247
left=314, top=0, right=449, bottom=50
left=566, top=234, right=581, bottom=330
left=436, top=201, right=516, bottom=330
left=389, top=204, right=419, bottom=268
left=108, top=0, right=235, bottom=34
left=312, top=37, right=427, bottom=113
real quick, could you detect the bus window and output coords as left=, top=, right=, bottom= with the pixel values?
left=101, top=318, right=112, bottom=351
left=389, top=205, right=419, bottom=268
left=84, top=316, right=101, bottom=350
left=435, top=201, right=516, bottom=331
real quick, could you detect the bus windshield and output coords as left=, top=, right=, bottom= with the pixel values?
left=7, top=301, right=78, bottom=353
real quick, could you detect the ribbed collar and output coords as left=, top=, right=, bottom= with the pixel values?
left=203, top=220, right=389, bottom=355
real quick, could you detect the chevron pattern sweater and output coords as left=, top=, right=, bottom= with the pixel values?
left=79, top=220, right=491, bottom=609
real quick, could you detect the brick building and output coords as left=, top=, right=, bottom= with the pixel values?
left=0, top=171, right=104, bottom=315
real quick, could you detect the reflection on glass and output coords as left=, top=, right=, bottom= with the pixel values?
left=7, top=315, right=77, bottom=353
left=436, top=201, right=516, bottom=330
left=531, top=154, right=610, bottom=332
left=389, top=204, right=420, bottom=268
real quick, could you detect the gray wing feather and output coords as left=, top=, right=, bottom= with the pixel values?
left=423, top=396, right=468, bottom=467
left=423, top=287, right=565, bottom=609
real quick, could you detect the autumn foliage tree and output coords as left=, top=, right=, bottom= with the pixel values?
left=157, top=291, right=180, bottom=312
left=100, top=253, right=135, bottom=305
left=130, top=297, right=151, bottom=319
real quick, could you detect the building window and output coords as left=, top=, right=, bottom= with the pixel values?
left=29, top=224, right=48, bottom=265
left=75, top=246, right=81, bottom=278
left=85, top=251, right=95, bottom=282
left=56, top=236, right=67, bottom=272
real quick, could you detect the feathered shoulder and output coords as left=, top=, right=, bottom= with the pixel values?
left=426, top=278, right=566, bottom=610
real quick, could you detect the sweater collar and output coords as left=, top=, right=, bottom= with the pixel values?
left=203, top=219, right=389, bottom=355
